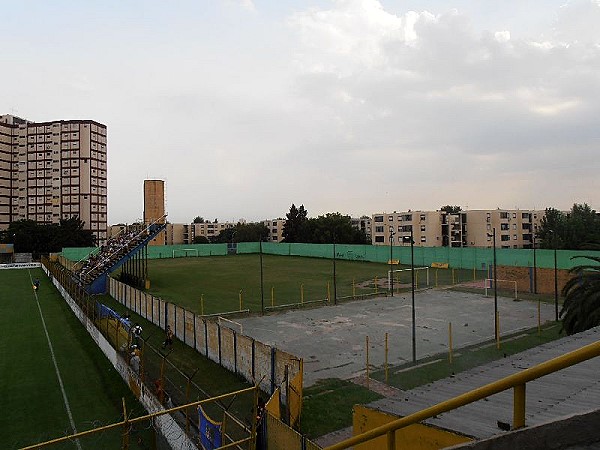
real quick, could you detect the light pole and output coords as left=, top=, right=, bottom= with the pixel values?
left=488, top=228, right=498, bottom=342
left=410, top=227, right=416, bottom=364
left=332, top=233, right=337, bottom=305
left=259, top=237, right=264, bottom=315
left=389, top=226, right=395, bottom=297
left=532, top=233, right=537, bottom=294
left=550, top=230, right=559, bottom=321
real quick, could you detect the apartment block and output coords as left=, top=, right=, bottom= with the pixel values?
left=352, top=216, right=372, bottom=240
left=371, top=209, right=544, bottom=248
left=0, top=114, right=107, bottom=244
left=262, top=218, right=286, bottom=242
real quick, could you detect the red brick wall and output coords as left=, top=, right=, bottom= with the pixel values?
left=496, top=266, right=571, bottom=295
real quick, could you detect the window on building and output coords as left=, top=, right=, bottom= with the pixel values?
left=375, top=226, right=384, bottom=233
left=420, top=236, right=426, bottom=242
left=420, top=225, right=426, bottom=232
left=500, top=212, right=509, bottom=219
left=374, top=216, right=383, bottom=222
left=500, top=223, right=509, bottom=230
left=420, top=214, right=426, bottom=221
left=501, top=235, right=510, bottom=241
left=375, top=236, right=385, bottom=243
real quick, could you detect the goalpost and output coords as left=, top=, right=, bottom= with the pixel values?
left=172, top=248, right=199, bottom=258
left=484, top=278, right=518, bottom=300
left=388, top=267, right=430, bottom=290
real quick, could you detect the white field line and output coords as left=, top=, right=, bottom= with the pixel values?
left=28, top=271, right=82, bottom=450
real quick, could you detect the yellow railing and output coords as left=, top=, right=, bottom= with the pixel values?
left=325, top=340, right=600, bottom=450
left=20, top=385, right=258, bottom=450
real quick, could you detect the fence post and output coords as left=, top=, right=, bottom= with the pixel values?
left=513, top=384, right=526, bottom=429
left=271, top=287, right=275, bottom=307
left=374, top=276, right=378, bottom=294
left=448, top=322, right=453, bottom=364
left=122, top=397, right=129, bottom=450
left=352, top=278, right=356, bottom=299
left=271, top=348, right=276, bottom=394
left=385, top=332, right=389, bottom=384
left=366, top=335, right=370, bottom=388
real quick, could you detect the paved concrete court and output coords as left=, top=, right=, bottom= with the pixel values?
left=236, top=289, right=556, bottom=386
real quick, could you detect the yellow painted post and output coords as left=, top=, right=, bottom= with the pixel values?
left=271, top=286, right=275, bottom=307
left=496, top=311, right=501, bottom=350
left=386, top=430, right=396, bottom=450
left=452, top=269, right=455, bottom=285
left=239, top=290, right=243, bottom=311
left=200, top=294, right=204, bottom=315
left=301, top=283, right=304, bottom=304
left=435, top=269, right=438, bottom=287
left=416, top=270, right=419, bottom=289
left=538, top=300, right=541, bottom=335
left=352, top=278, right=356, bottom=299
left=366, top=336, right=370, bottom=388
left=327, top=281, right=331, bottom=304
left=385, top=332, right=389, bottom=384
left=513, top=384, right=526, bottom=429
left=473, top=267, right=476, bottom=281
left=374, top=276, right=378, bottom=294
left=448, top=322, right=453, bottom=364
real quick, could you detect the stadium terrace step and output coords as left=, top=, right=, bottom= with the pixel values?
left=75, top=222, right=167, bottom=294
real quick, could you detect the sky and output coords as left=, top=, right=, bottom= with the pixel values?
left=2, top=0, right=599, bottom=224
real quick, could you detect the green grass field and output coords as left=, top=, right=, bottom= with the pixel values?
left=0, top=268, right=149, bottom=449
left=142, top=255, right=487, bottom=315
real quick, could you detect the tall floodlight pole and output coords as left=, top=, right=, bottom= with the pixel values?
left=259, top=237, right=264, bottom=315
left=389, top=226, right=395, bottom=297
left=532, top=233, right=537, bottom=294
left=410, top=227, right=416, bottom=364
left=492, top=228, right=498, bottom=342
left=551, top=230, right=559, bottom=321
left=333, top=233, right=337, bottom=305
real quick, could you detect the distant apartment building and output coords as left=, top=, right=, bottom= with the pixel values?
left=352, top=216, right=372, bottom=241
left=0, top=114, right=107, bottom=244
left=262, top=218, right=286, bottom=242
left=371, top=209, right=544, bottom=248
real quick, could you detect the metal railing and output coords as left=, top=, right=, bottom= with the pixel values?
left=324, top=339, right=600, bottom=450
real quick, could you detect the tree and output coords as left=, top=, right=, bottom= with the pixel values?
left=303, top=213, right=369, bottom=244
left=211, top=222, right=269, bottom=243
left=560, top=255, right=600, bottom=335
left=537, top=204, right=600, bottom=250
left=441, top=205, right=462, bottom=214
left=282, top=204, right=308, bottom=243
left=1, top=217, right=95, bottom=258
left=193, top=236, right=210, bottom=244
left=192, top=216, right=205, bottom=224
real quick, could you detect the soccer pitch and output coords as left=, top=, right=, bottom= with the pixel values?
left=0, top=268, right=148, bottom=449
left=143, top=254, right=485, bottom=315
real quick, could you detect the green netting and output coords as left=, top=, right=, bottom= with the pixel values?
left=61, top=242, right=600, bottom=270
left=61, top=246, right=97, bottom=261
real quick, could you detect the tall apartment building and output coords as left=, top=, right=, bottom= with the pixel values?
left=0, top=114, right=107, bottom=244
left=371, top=209, right=544, bottom=248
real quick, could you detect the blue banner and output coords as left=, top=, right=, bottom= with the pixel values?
left=198, top=406, right=222, bottom=450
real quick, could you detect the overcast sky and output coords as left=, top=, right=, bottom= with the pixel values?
left=2, top=0, right=599, bottom=224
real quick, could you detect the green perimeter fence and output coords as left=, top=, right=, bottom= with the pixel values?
left=62, top=243, right=600, bottom=270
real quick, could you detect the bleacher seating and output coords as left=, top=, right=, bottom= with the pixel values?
left=73, top=222, right=166, bottom=294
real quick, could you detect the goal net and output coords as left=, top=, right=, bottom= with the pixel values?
left=388, top=267, right=430, bottom=290
left=484, top=279, right=518, bottom=300
left=172, top=248, right=199, bottom=258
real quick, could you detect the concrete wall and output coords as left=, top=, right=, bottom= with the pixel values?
left=445, top=409, right=600, bottom=450
left=496, top=266, right=571, bottom=295
left=109, top=277, right=301, bottom=397
left=352, top=405, right=472, bottom=450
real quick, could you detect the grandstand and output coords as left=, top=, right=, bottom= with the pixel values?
left=73, top=218, right=167, bottom=294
